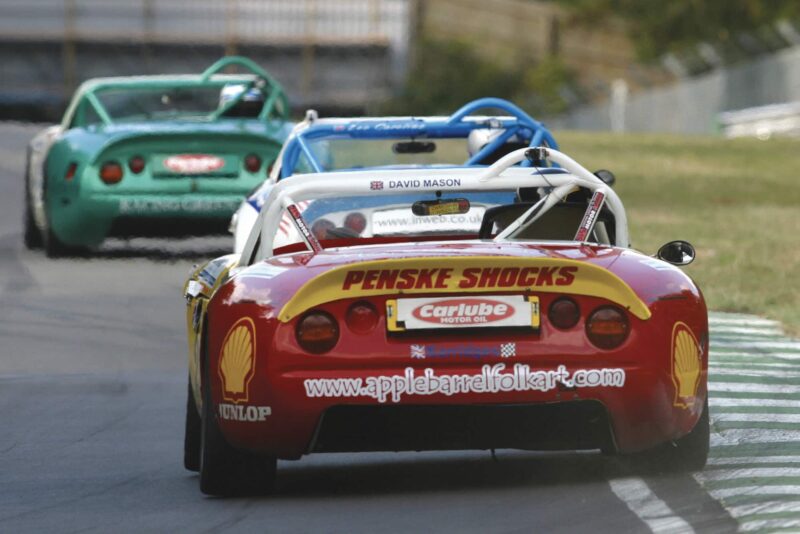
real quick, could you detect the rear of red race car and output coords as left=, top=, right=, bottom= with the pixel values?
left=196, top=244, right=708, bottom=495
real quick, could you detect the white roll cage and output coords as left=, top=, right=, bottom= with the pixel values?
left=240, top=147, right=628, bottom=266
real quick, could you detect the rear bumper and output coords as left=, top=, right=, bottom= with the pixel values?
left=49, top=193, right=243, bottom=246
left=311, top=401, right=615, bottom=453
left=215, top=362, right=706, bottom=460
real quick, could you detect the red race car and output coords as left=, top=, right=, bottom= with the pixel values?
left=183, top=146, right=708, bottom=496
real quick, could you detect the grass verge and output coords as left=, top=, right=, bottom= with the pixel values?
left=557, top=131, right=800, bottom=334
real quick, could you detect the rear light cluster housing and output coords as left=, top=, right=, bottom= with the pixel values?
left=64, top=162, right=78, bottom=181
left=99, top=161, right=123, bottom=184
left=128, top=155, right=146, bottom=174
left=244, top=154, right=261, bottom=173
left=296, top=301, right=378, bottom=354
left=547, top=298, right=629, bottom=350
left=585, top=306, right=629, bottom=349
left=99, top=156, right=147, bottom=185
left=296, top=299, right=630, bottom=355
left=548, top=297, right=580, bottom=330
left=296, top=311, right=339, bottom=354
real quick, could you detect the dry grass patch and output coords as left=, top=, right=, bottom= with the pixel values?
left=558, top=131, right=800, bottom=334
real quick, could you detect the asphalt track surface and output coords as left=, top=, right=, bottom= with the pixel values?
left=0, top=122, right=769, bottom=533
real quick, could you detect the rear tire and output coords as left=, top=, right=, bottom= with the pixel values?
left=635, top=398, right=709, bottom=473
left=198, top=340, right=276, bottom=496
left=183, top=379, right=201, bottom=472
left=23, top=199, right=42, bottom=249
left=43, top=226, right=74, bottom=258
left=42, top=223, right=89, bottom=258
left=23, top=152, right=42, bottom=250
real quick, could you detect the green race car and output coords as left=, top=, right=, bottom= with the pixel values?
left=24, top=56, right=292, bottom=256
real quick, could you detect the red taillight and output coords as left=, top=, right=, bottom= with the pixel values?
left=548, top=297, right=580, bottom=330
left=64, top=162, right=77, bottom=181
left=586, top=306, right=629, bottom=349
left=128, top=155, right=145, bottom=174
left=296, top=311, right=339, bottom=354
left=345, top=301, right=378, bottom=334
left=344, top=212, right=367, bottom=235
left=99, top=161, right=123, bottom=184
left=244, top=154, right=261, bottom=173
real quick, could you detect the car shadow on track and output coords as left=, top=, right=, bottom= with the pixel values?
left=88, top=247, right=231, bottom=262
left=271, top=451, right=623, bottom=497
left=27, top=236, right=233, bottom=263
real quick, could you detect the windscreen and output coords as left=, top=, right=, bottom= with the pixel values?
left=274, top=190, right=516, bottom=250
left=270, top=183, right=616, bottom=255
left=297, top=138, right=475, bottom=173
left=94, top=85, right=267, bottom=122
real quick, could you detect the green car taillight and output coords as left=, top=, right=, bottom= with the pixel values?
left=100, top=161, right=123, bottom=185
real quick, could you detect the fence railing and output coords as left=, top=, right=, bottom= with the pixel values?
left=0, top=0, right=410, bottom=114
left=0, top=0, right=408, bottom=47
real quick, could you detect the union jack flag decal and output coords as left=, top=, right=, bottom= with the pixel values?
left=370, top=181, right=384, bottom=190
left=410, top=345, right=427, bottom=359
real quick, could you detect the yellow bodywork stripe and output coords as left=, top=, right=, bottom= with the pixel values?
left=278, top=256, right=651, bottom=322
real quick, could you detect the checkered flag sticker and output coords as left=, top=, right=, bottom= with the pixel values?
left=500, top=343, right=516, bottom=358
left=410, top=345, right=427, bottom=359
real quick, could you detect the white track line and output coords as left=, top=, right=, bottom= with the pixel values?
left=713, top=413, right=800, bottom=423
left=705, top=485, right=800, bottom=500
left=710, top=327, right=784, bottom=336
left=710, top=351, right=775, bottom=357
left=711, top=351, right=795, bottom=358
left=702, top=313, right=800, bottom=531
left=712, top=340, right=800, bottom=350
left=700, top=467, right=800, bottom=480
left=707, top=456, right=800, bottom=466
left=710, top=383, right=800, bottom=394
left=608, top=477, right=694, bottom=533
left=711, top=362, right=798, bottom=369
left=710, top=368, right=800, bottom=378
left=711, top=352, right=800, bottom=360
left=729, top=501, right=800, bottom=517
left=710, top=398, right=800, bottom=408
left=711, top=429, right=800, bottom=446
left=740, top=518, right=800, bottom=531
left=708, top=317, right=779, bottom=327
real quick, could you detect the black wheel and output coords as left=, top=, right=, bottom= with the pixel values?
left=184, top=379, right=201, bottom=472
left=23, top=151, right=42, bottom=249
left=23, top=198, right=42, bottom=249
left=199, top=340, right=276, bottom=496
left=43, top=226, right=75, bottom=258
left=634, top=398, right=709, bottom=473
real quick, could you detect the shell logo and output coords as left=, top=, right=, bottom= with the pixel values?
left=671, top=322, right=702, bottom=409
left=218, top=317, right=256, bottom=403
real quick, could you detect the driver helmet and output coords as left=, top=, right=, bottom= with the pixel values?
left=219, top=84, right=265, bottom=118
left=467, top=128, right=506, bottom=157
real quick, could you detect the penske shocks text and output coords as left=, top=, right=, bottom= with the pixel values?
left=342, top=266, right=577, bottom=291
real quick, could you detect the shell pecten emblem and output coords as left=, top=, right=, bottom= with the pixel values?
left=219, top=317, right=256, bottom=403
left=671, top=322, right=702, bottom=408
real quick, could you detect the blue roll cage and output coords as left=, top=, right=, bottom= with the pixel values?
left=278, top=97, right=559, bottom=179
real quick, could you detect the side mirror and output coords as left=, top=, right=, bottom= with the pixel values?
left=594, top=169, right=615, bottom=187
left=657, top=240, right=695, bottom=266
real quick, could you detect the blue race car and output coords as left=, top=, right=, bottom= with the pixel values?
left=229, top=97, right=559, bottom=252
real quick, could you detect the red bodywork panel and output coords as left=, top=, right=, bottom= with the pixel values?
left=204, top=240, right=708, bottom=459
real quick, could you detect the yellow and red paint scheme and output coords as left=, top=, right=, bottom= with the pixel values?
left=188, top=240, right=707, bottom=460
